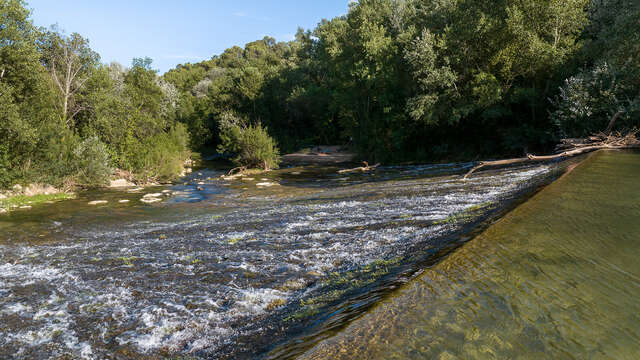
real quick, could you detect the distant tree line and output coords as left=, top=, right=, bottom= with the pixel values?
left=1, top=0, right=638, bottom=189
left=166, top=0, right=639, bottom=163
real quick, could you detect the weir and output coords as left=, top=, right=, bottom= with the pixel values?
left=300, top=150, right=640, bottom=360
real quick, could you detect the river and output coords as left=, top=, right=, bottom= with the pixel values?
left=0, top=153, right=607, bottom=359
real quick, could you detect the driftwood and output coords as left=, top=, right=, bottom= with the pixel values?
left=338, top=161, right=381, bottom=174
left=227, top=166, right=247, bottom=176
left=464, top=131, right=639, bottom=179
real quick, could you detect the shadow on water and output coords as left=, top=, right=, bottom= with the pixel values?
left=0, top=155, right=588, bottom=359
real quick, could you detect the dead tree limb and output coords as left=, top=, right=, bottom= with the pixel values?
left=227, top=166, right=247, bottom=176
left=338, top=161, right=381, bottom=174
left=464, top=131, right=639, bottom=179
left=605, top=109, right=625, bottom=133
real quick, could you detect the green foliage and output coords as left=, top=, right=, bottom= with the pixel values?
left=71, top=136, right=112, bottom=186
left=1, top=0, right=637, bottom=191
left=163, top=0, right=598, bottom=162
left=217, top=113, right=280, bottom=170
left=0, top=1, right=189, bottom=189
left=552, top=0, right=640, bottom=137
left=39, top=26, right=100, bottom=125
left=124, top=123, right=190, bottom=182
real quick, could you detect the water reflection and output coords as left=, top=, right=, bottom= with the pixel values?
left=301, top=151, right=640, bottom=360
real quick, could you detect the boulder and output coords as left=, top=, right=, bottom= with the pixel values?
left=24, top=184, right=58, bottom=196
left=0, top=193, right=6, bottom=200
left=109, top=179, right=135, bottom=188
left=12, top=184, right=22, bottom=193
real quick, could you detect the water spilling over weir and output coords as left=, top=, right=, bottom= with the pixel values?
left=0, top=161, right=566, bottom=359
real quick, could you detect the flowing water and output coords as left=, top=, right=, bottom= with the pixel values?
left=0, top=158, right=573, bottom=359
left=301, top=150, right=640, bottom=360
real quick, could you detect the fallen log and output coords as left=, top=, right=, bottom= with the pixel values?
left=338, top=161, right=381, bottom=174
left=464, top=131, right=639, bottom=179
left=227, top=166, right=247, bottom=176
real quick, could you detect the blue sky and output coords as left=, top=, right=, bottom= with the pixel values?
left=28, top=0, right=349, bottom=73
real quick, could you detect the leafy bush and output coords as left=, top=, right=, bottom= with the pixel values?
left=551, top=63, right=640, bottom=137
left=0, top=144, right=15, bottom=189
left=217, top=112, right=280, bottom=170
left=72, top=136, right=112, bottom=186
left=124, top=123, right=190, bottom=182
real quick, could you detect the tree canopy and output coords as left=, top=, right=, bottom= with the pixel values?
left=1, top=0, right=637, bottom=188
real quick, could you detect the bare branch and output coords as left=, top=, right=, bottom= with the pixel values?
left=605, top=109, right=624, bottom=133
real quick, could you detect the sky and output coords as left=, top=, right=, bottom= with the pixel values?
left=27, top=0, right=350, bottom=73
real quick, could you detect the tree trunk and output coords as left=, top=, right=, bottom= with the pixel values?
left=605, top=110, right=624, bottom=133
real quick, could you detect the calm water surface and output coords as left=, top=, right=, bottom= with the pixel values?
left=302, top=151, right=640, bottom=360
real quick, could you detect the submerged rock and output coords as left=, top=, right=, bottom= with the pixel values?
left=140, top=197, right=162, bottom=204
left=118, top=200, right=130, bottom=204
left=88, top=200, right=108, bottom=205
left=256, top=182, right=279, bottom=187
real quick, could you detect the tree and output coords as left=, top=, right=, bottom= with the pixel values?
left=217, top=112, right=280, bottom=170
left=0, top=0, right=59, bottom=185
left=40, top=27, right=100, bottom=126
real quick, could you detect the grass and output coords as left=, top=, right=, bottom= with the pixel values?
left=0, top=193, right=75, bottom=212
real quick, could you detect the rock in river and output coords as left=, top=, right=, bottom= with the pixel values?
left=109, top=179, right=135, bottom=188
